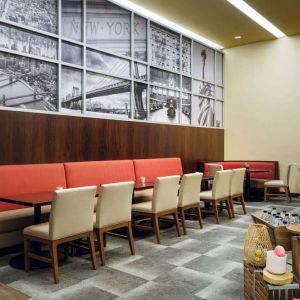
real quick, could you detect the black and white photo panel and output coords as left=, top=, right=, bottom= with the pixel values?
left=191, top=95, right=214, bottom=127
left=0, top=0, right=57, bottom=33
left=215, top=100, right=223, bottom=128
left=149, top=86, right=179, bottom=124
left=62, top=42, right=82, bottom=66
left=182, top=76, right=191, bottom=93
left=182, top=37, right=191, bottom=75
left=150, top=67, right=180, bottom=90
left=86, top=0, right=131, bottom=57
left=0, top=23, right=57, bottom=60
left=216, top=51, right=223, bottom=86
left=62, top=0, right=83, bottom=42
left=86, top=49, right=130, bottom=78
left=134, top=62, right=147, bottom=81
left=181, top=92, right=191, bottom=125
left=86, top=71, right=131, bottom=119
left=193, top=80, right=214, bottom=97
left=61, top=66, right=82, bottom=112
left=193, top=42, right=215, bottom=83
left=0, top=51, right=58, bottom=111
left=134, top=82, right=147, bottom=120
left=215, top=86, right=223, bottom=101
left=134, top=14, right=147, bottom=62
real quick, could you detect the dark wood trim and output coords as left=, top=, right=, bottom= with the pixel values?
left=0, top=110, right=224, bottom=173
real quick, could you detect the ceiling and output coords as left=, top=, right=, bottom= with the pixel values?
left=130, top=0, right=300, bottom=49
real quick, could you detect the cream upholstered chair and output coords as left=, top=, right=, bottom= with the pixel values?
left=208, top=163, right=224, bottom=176
left=178, top=173, right=203, bottom=235
left=229, top=168, right=246, bottom=217
left=132, top=175, right=181, bottom=244
left=94, top=181, right=135, bottom=266
left=24, top=186, right=97, bottom=284
left=200, top=170, right=233, bottom=224
left=264, top=163, right=300, bottom=202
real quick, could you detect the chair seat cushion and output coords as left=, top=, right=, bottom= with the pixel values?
left=132, top=201, right=152, bottom=213
left=199, top=190, right=213, bottom=200
left=133, top=189, right=153, bottom=203
left=24, top=222, right=50, bottom=240
left=264, top=180, right=285, bottom=187
left=0, top=205, right=51, bottom=234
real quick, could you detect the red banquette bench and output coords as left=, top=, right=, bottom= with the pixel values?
left=0, top=158, right=183, bottom=248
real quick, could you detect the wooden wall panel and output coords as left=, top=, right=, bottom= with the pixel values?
left=0, top=110, right=224, bottom=172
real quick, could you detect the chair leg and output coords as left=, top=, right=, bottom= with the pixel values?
left=50, top=241, right=59, bottom=284
left=24, top=237, right=30, bottom=272
left=180, top=207, right=187, bottom=235
left=152, top=214, right=161, bottom=244
left=103, top=233, right=107, bottom=248
left=196, top=204, right=203, bottom=229
left=88, top=232, right=97, bottom=270
left=264, top=187, right=268, bottom=201
left=212, top=201, right=220, bottom=224
left=96, top=229, right=105, bottom=266
left=286, top=187, right=292, bottom=203
left=173, top=211, right=181, bottom=237
left=229, top=196, right=235, bottom=218
left=225, top=199, right=232, bottom=219
left=127, top=221, right=135, bottom=255
left=240, top=195, right=247, bottom=214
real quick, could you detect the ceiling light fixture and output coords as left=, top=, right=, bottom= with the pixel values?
left=110, top=0, right=224, bottom=50
left=234, top=35, right=242, bottom=39
left=227, top=0, right=285, bottom=38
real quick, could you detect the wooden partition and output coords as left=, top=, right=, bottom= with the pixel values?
left=0, top=110, right=224, bottom=172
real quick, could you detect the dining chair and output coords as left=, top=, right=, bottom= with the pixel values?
left=94, top=181, right=135, bottom=266
left=132, top=175, right=181, bottom=244
left=199, top=170, right=233, bottom=224
left=207, top=163, right=224, bottom=176
left=23, top=186, right=97, bottom=284
left=178, top=173, right=203, bottom=235
left=264, top=163, right=300, bottom=202
left=229, top=168, right=246, bottom=217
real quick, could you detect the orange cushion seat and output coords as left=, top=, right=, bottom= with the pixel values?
left=64, top=160, right=136, bottom=188
left=133, top=158, right=183, bottom=183
left=0, top=163, right=67, bottom=212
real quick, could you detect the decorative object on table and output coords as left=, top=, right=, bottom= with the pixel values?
left=266, top=245, right=287, bottom=275
left=262, top=268, right=293, bottom=285
left=140, top=176, right=146, bottom=185
left=244, top=224, right=272, bottom=266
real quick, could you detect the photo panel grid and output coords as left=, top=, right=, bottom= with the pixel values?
left=193, top=79, right=214, bottom=97
left=215, top=100, right=223, bottom=128
left=134, top=14, right=147, bottom=62
left=61, top=66, right=82, bottom=112
left=216, top=52, right=223, bottom=86
left=150, top=67, right=180, bottom=90
left=134, top=62, right=147, bottom=81
left=182, top=37, right=191, bottom=75
left=182, top=93, right=191, bottom=125
left=62, top=42, right=82, bottom=66
left=134, top=82, right=147, bottom=120
left=86, top=71, right=131, bottom=119
left=149, top=86, right=179, bottom=124
left=191, top=95, right=214, bottom=127
left=0, top=51, right=58, bottom=111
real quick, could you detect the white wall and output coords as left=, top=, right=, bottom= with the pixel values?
left=224, top=35, right=300, bottom=179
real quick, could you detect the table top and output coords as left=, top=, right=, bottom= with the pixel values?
left=246, top=169, right=271, bottom=173
left=134, top=182, right=154, bottom=190
left=286, top=224, right=300, bottom=235
left=0, top=191, right=54, bottom=208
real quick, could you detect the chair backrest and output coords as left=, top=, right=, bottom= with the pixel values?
left=230, top=168, right=246, bottom=196
left=49, top=186, right=97, bottom=240
left=288, top=163, right=300, bottom=194
left=208, top=164, right=223, bottom=176
left=95, top=181, right=135, bottom=228
left=152, top=175, right=180, bottom=213
left=178, top=173, right=203, bottom=207
left=212, top=170, right=233, bottom=199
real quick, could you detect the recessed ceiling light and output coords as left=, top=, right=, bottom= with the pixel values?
left=234, top=35, right=242, bottom=39
left=110, top=0, right=224, bottom=50
left=227, top=0, right=286, bottom=38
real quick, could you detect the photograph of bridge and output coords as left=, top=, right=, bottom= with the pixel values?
left=61, top=67, right=82, bottom=112
left=0, top=51, right=57, bottom=111
left=85, top=71, right=131, bottom=118
left=0, top=0, right=57, bottom=33
left=0, top=23, right=57, bottom=60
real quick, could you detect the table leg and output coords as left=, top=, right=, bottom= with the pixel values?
left=245, top=171, right=251, bottom=201
left=34, top=206, right=42, bottom=224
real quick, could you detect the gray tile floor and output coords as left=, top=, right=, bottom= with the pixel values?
left=1, top=198, right=299, bottom=300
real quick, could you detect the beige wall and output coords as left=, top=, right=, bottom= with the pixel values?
left=224, top=35, right=300, bottom=180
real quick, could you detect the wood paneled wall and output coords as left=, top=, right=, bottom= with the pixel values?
left=0, top=110, right=224, bottom=172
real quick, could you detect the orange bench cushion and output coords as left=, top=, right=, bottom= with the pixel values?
left=203, top=161, right=275, bottom=180
left=133, top=158, right=183, bottom=183
left=0, top=163, right=67, bottom=212
left=64, top=160, right=136, bottom=188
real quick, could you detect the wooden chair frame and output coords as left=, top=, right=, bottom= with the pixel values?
left=230, top=193, right=247, bottom=216
left=264, top=185, right=291, bottom=202
left=178, top=203, right=203, bottom=235
left=201, top=196, right=232, bottom=224
left=132, top=208, right=180, bottom=244
left=24, top=231, right=96, bottom=284
left=94, top=221, right=134, bottom=266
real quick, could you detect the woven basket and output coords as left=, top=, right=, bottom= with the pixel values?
left=244, top=224, right=272, bottom=267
